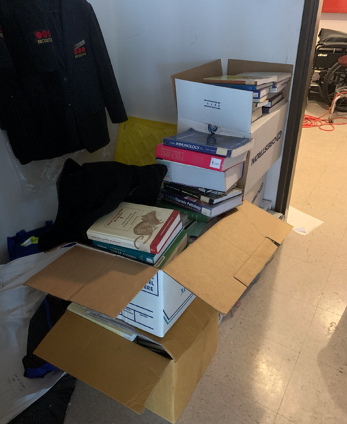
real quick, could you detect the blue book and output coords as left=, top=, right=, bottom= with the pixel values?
left=210, top=83, right=270, bottom=99
left=162, top=128, right=252, bottom=158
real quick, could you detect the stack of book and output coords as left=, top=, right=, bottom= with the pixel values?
left=86, top=201, right=187, bottom=267
left=203, top=71, right=291, bottom=121
left=155, top=128, right=253, bottom=222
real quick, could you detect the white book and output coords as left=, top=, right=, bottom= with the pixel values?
left=156, top=159, right=244, bottom=192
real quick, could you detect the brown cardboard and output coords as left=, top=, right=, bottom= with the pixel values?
left=171, top=59, right=222, bottom=106
left=163, top=201, right=292, bottom=313
left=27, top=245, right=158, bottom=318
left=35, top=298, right=219, bottom=422
left=35, top=310, right=170, bottom=413
left=26, top=201, right=292, bottom=317
left=145, top=301, right=218, bottom=422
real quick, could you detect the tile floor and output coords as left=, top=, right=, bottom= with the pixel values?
left=64, top=101, right=347, bottom=424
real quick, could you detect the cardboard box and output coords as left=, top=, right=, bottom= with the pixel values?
left=171, top=59, right=292, bottom=193
left=243, top=172, right=267, bottom=208
left=26, top=201, right=292, bottom=422
left=35, top=297, right=218, bottom=423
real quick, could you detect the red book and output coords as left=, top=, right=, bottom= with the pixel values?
left=156, top=143, right=246, bottom=172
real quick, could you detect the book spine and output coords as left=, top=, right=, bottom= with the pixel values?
left=87, top=232, right=141, bottom=250
left=92, top=241, right=155, bottom=264
left=162, top=139, right=228, bottom=157
left=149, top=211, right=180, bottom=254
left=163, top=182, right=202, bottom=200
left=156, top=144, right=225, bottom=171
left=93, top=240, right=154, bottom=265
left=161, top=192, right=212, bottom=217
left=156, top=200, right=210, bottom=223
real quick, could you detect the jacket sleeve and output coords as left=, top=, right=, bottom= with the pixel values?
left=87, top=3, right=127, bottom=124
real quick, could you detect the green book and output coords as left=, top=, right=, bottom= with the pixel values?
left=155, top=229, right=188, bottom=269
left=156, top=200, right=211, bottom=223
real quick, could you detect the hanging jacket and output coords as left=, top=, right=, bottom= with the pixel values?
left=0, top=0, right=127, bottom=165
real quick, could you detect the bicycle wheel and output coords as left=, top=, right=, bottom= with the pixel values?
left=322, top=62, right=347, bottom=112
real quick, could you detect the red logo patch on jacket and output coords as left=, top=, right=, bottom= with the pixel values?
left=34, top=30, right=53, bottom=44
left=74, top=40, right=86, bottom=58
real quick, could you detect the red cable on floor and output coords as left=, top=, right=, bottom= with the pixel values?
left=303, top=91, right=347, bottom=131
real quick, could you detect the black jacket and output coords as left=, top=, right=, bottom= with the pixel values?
left=0, top=0, right=127, bottom=164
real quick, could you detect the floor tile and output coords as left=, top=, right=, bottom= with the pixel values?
left=279, top=355, right=347, bottom=424
left=260, top=253, right=330, bottom=306
left=64, top=381, right=133, bottom=424
left=274, top=415, right=296, bottom=424
left=206, top=325, right=298, bottom=412
left=128, top=409, right=169, bottom=424
left=298, top=205, right=347, bottom=240
left=318, top=269, right=347, bottom=316
left=278, top=230, right=341, bottom=270
left=332, top=238, right=347, bottom=273
left=235, top=285, right=316, bottom=352
left=178, top=374, right=276, bottom=424
left=301, top=307, right=347, bottom=372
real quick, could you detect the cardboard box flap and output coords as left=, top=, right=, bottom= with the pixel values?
left=163, top=201, right=292, bottom=314
left=26, top=245, right=158, bottom=318
left=171, top=59, right=222, bottom=105
left=137, top=298, right=217, bottom=362
left=234, top=238, right=277, bottom=286
left=234, top=200, right=293, bottom=245
left=35, top=311, right=170, bottom=414
left=226, top=59, right=293, bottom=76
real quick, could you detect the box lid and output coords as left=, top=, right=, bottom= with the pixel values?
left=34, top=310, right=170, bottom=413
left=26, top=245, right=159, bottom=318
left=162, top=201, right=292, bottom=314
left=26, top=201, right=292, bottom=317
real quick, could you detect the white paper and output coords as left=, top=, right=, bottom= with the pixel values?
left=287, top=206, right=324, bottom=236
left=0, top=247, right=72, bottom=424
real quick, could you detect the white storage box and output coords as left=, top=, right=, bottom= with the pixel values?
left=171, top=59, right=292, bottom=194
left=117, top=271, right=195, bottom=337
left=243, top=172, right=267, bottom=208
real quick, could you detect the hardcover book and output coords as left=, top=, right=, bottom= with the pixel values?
left=156, top=158, right=244, bottom=192
left=156, top=143, right=247, bottom=172
left=162, top=128, right=252, bottom=158
left=160, top=189, right=243, bottom=218
left=92, top=222, right=183, bottom=265
left=163, top=182, right=242, bottom=205
left=262, top=98, right=286, bottom=114
left=86, top=202, right=181, bottom=254
left=156, top=200, right=211, bottom=223
left=203, top=72, right=291, bottom=86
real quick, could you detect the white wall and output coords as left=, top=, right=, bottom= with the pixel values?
left=0, top=0, right=305, bottom=264
left=319, top=13, right=347, bottom=33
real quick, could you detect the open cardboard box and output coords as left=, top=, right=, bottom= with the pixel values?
left=26, top=201, right=292, bottom=422
left=170, top=59, right=293, bottom=193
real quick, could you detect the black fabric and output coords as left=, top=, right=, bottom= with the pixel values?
left=9, top=374, right=76, bottom=424
left=318, top=28, right=347, bottom=44
left=38, top=159, right=168, bottom=252
left=22, top=294, right=71, bottom=376
left=0, top=0, right=127, bottom=165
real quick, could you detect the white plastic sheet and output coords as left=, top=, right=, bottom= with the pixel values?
left=0, top=247, right=72, bottom=424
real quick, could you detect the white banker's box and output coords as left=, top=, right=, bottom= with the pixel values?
left=171, top=59, right=292, bottom=194
left=117, top=271, right=195, bottom=337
